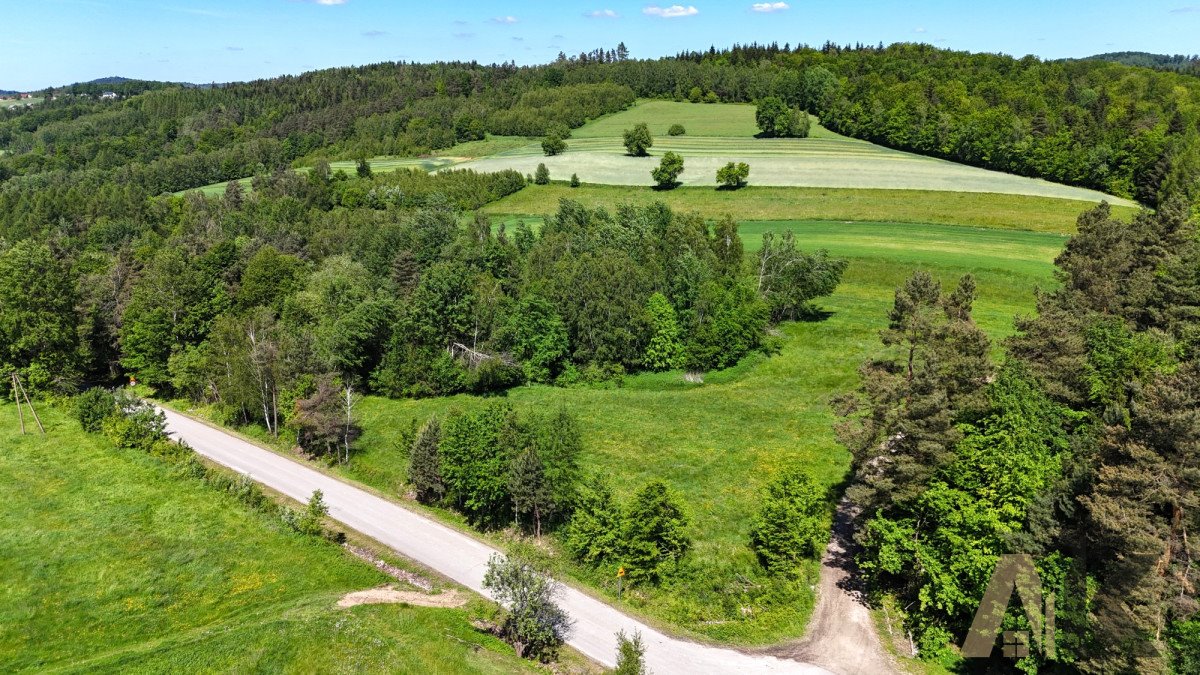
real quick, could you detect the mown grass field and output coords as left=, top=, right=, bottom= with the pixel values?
left=456, top=101, right=1134, bottom=204
left=182, top=136, right=535, bottom=197
left=0, top=404, right=536, bottom=673
left=332, top=218, right=1066, bottom=643
left=483, top=183, right=1138, bottom=233
left=0, top=97, right=42, bottom=109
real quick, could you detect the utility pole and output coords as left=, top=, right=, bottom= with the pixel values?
left=11, top=373, right=44, bottom=434
left=12, top=374, right=24, bottom=434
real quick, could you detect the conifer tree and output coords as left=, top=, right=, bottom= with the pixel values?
left=408, top=416, right=444, bottom=504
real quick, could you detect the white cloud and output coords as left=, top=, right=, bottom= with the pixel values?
left=586, top=9, right=619, bottom=18
left=751, top=2, right=788, bottom=12
left=490, top=15, right=518, bottom=24
left=913, top=26, right=927, bottom=33
left=643, top=4, right=698, bottom=18
left=314, top=0, right=348, bottom=5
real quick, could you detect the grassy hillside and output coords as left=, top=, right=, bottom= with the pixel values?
left=483, top=183, right=1138, bottom=233
left=321, top=218, right=1063, bottom=643
left=0, top=404, right=536, bottom=673
left=456, top=101, right=1134, bottom=203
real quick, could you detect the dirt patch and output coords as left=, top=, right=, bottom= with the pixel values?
left=338, top=584, right=468, bottom=609
left=760, top=496, right=897, bottom=675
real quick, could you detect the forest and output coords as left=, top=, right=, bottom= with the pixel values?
left=4, top=41, right=1200, bottom=241
left=836, top=200, right=1200, bottom=672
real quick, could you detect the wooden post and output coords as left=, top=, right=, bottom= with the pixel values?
left=13, top=374, right=44, bottom=434
left=12, top=374, right=25, bottom=434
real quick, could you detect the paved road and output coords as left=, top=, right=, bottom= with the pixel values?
left=160, top=407, right=832, bottom=674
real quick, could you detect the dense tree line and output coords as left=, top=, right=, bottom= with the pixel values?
left=557, top=42, right=1200, bottom=208
left=0, top=157, right=843, bottom=434
left=5, top=41, right=1196, bottom=236
left=839, top=200, right=1200, bottom=671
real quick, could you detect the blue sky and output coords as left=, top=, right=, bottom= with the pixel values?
left=2, top=0, right=1198, bottom=91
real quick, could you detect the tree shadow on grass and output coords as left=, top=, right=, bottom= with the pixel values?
left=797, top=308, right=836, bottom=322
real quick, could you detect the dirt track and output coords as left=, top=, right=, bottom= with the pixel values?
left=762, top=497, right=897, bottom=675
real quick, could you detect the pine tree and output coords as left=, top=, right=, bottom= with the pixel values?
left=1080, top=363, right=1200, bottom=673
left=622, top=480, right=690, bottom=583
left=408, top=416, right=444, bottom=504
left=837, top=272, right=992, bottom=515
left=509, top=446, right=551, bottom=536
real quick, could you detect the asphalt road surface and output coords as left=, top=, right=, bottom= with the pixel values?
left=160, top=407, right=833, bottom=674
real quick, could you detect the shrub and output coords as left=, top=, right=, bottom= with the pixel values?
left=103, top=392, right=168, bottom=452
left=614, top=630, right=648, bottom=674
left=703, top=91, right=719, bottom=104
left=687, top=86, right=703, bottom=103
left=748, top=468, right=828, bottom=574
left=541, top=134, right=566, bottom=156
left=76, top=387, right=115, bottom=433
left=483, top=554, right=573, bottom=661
left=667, top=124, right=686, bottom=136
left=569, top=173, right=580, bottom=188
left=716, top=161, right=750, bottom=189
left=561, top=480, right=623, bottom=566
left=650, top=151, right=684, bottom=189
left=622, top=123, right=653, bottom=156
left=288, top=489, right=329, bottom=537
left=534, top=163, right=551, bottom=185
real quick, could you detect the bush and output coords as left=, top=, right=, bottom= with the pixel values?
left=614, top=630, right=648, bottom=674
left=569, top=173, right=580, bottom=188
left=541, top=134, right=566, bottom=156
left=287, top=489, right=329, bottom=538
left=465, top=358, right=525, bottom=394
left=103, top=392, right=168, bottom=452
left=622, top=123, right=653, bottom=157
left=483, top=554, right=573, bottom=661
left=703, top=91, right=719, bottom=104
left=76, top=387, right=115, bottom=433
left=667, top=124, right=686, bottom=136
left=716, top=161, right=750, bottom=189
left=534, top=163, right=550, bottom=185
left=748, top=468, right=828, bottom=575
left=687, top=86, right=703, bottom=103
left=561, top=480, right=623, bottom=566
left=650, top=151, right=684, bottom=189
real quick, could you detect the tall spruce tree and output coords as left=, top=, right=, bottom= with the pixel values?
left=408, top=416, right=445, bottom=504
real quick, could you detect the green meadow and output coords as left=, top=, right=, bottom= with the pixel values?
left=0, top=404, right=535, bottom=673
left=483, top=183, right=1137, bottom=233
left=330, top=218, right=1067, bottom=643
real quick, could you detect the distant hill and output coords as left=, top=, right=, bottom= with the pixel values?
left=83, top=76, right=137, bottom=86
left=0, top=90, right=18, bottom=96
left=1084, top=51, right=1200, bottom=75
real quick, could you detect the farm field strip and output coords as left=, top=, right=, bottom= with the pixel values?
left=452, top=101, right=1135, bottom=205
left=483, top=184, right=1137, bottom=233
